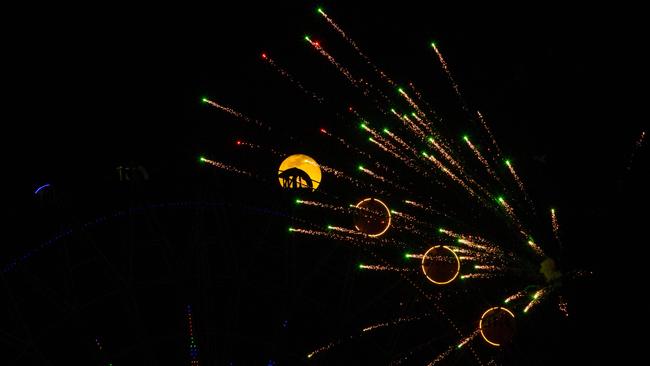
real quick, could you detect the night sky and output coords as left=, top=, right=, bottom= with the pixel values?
left=4, top=3, right=647, bottom=365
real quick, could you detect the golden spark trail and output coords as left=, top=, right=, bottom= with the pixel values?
left=234, top=139, right=286, bottom=158
left=473, top=265, right=499, bottom=271
left=261, top=52, right=324, bottom=103
left=447, top=247, right=471, bottom=254
left=388, top=108, right=427, bottom=142
left=317, top=7, right=396, bottom=87
left=358, top=165, right=403, bottom=190
left=426, top=330, right=480, bottom=366
left=401, top=114, right=428, bottom=140
left=319, top=128, right=373, bottom=160
left=404, top=253, right=425, bottom=260
left=460, top=273, right=494, bottom=279
left=496, top=197, right=528, bottom=235
left=458, top=256, right=479, bottom=261
left=457, top=330, right=480, bottom=349
left=526, top=239, right=545, bottom=257
left=403, top=199, right=428, bottom=210
left=427, top=137, right=475, bottom=185
left=410, top=112, right=435, bottom=136
left=289, top=228, right=377, bottom=250
left=438, top=228, right=461, bottom=239
left=504, top=289, right=526, bottom=304
left=234, top=140, right=261, bottom=150
left=295, top=200, right=349, bottom=213
left=362, top=322, right=389, bottom=332
left=359, top=264, right=413, bottom=272
left=202, top=98, right=268, bottom=130
left=457, top=238, right=489, bottom=251
left=288, top=227, right=333, bottom=237
left=505, top=160, right=528, bottom=197
left=390, top=210, right=438, bottom=232
left=429, top=42, right=504, bottom=164
left=477, top=110, right=504, bottom=158
left=389, top=210, right=418, bottom=222
left=389, top=108, right=424, bottom=140
left=403, top=199, right=459, bottom=221
left=361, top=123, right=403, bottom=155
left=305, top=36, right=357, bottom=85
left=307, top=312, right=431, bottom=360
left=424, top=152, right=479, bottom=199
left=200, top=157, right=255, bottom=178
left=551, top=208, right=561, bottom=243
left=408, top=80, right=443, bottom=123
left=383, top=129, right=420, bottom=156
left=523, top=288, right=547, bottom=313
left=439, top=229, right=495, bottom=248
left=430, top=42, right=464, bottom=111
left=439, top=230, right=503, bottom=258
left=369, top=137, right=417, bottom=169
left=398, top=87, right=427, bottom=119
left=328, top=225, right=364, bottom=236
left=427, top=346, right=454, bottom=366
left=307, top=340, right=341, bottom=359
left=464, top=136, right=499, bottom=182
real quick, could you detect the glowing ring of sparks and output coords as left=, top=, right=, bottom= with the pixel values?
left=354, top=198, right=391, bottom=237
left=479, top=306, right=515, bottom=347
left=421, top=245, right=460, bottom=285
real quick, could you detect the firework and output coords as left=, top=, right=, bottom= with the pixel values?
left=383, top=128, right=420, bottom=156
left=359, top=263, right=413, bottom=272
left=359, top=165, right=392, bottom=189
left=398, top=87, right=428, bottom=121
left=505, top=159, right=529, bottom=198
left=473, top=265, right=500, bottom=272
left=317, top=7, right=396, bottom=87
left=430, top=42, right=462, bottom=105
left=523, top=288, right=547, bottom=313
left=202, top=97, right=268, bottom=130
left=194, top=7, right=587, bottom=364
left=261, top=52, right=324, bottom=103
left=424, top=152, right=479, bottom=199
left=496, top=196, right=529, bottom=236
left=476, top=111, right=504, bottom=159
left=320, top=127, right=374, bottom=160
left=295, top=199, right=349, bottom=213
left=464, top=135, right=499, bottom=182
left=460, top=273, right=495, bottom=280
left=504, top=289, right=526, bottom=304
left=457, top=237, right=489, bottom=251
left=305, top=35, right=357, bottom=85
left=551, top=208, right=561, bottom=243
left=526, top=239, right=545, bottom=257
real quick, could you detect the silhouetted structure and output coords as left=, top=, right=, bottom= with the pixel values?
left=278, top=167, right=315, bottom=189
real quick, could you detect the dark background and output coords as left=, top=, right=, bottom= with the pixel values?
left=3, top=2, right=647, bottom=365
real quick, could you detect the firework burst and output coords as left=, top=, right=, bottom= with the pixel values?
left=198, top=5, right=587, bottom=364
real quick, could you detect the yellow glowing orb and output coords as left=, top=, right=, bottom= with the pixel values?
left=421, top=245, right=460, bottom=285
left=353, top=198, right=391, bottom=237
left=278, top=154, right=321, bottom=190
left=479, top=307, right=516, bottom=346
